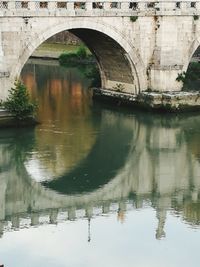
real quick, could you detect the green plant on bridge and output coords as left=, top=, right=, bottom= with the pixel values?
left=176, top=72, right=186, bottom=83
left=113, top=83, right=125, bottom=92
left=2, top=79, right=37, bottom=120
left=194, top=15, right=199, bottom=21
left=130, top=16, right=138, bottom=22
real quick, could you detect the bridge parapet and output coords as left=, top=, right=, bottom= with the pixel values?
left=0, top=201, right=131, bottom=237
left=0, top=0, right=200, bottom=16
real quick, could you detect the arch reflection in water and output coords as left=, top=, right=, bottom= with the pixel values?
left=22, top=60, right=98, bottom=181
left=0, top=105, right=200, bottom=240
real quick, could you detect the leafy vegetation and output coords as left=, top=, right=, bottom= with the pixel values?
left=59, top=52, right=78, bottom=66
left=59, top=45, right=94, bottom=66
left=76, top=45, right=87, bottom=59
left=113, top=83, right=125, bottom=92
left=130, top=16, right=138, bottom=22
left=176, top=72, right=186, bottom=83
left=83, top=65, right=101, bottom=87
left=1, top=80, right=37, bottom=120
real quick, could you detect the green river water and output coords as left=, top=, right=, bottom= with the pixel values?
left=0, top=59, right=200, bottom=266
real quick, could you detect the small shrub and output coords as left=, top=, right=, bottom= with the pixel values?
left=113, top=83, right=125, bottom=92
left=2, top=79, right=37, bottom=120
left=59, top=46, right=91, bottom=66
left=130, top=16, right=138, bottom=22
left=59, top=52, right=77, bottom=65
left=176, top=72, right=186, bottom=82
left=194, top=15, right=199, bottom=21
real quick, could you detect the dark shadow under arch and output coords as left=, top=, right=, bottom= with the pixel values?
left=182, top=44, right=200, bottom=91
left=16, top=22, right=143, bottom=95
left=69, top=29, right=136, bottom=92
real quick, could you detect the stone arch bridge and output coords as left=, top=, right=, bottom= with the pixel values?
left=1, top=0, right=200, bottom=99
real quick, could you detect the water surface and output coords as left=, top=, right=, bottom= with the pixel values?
left=0, top=59, right=200, bottom=266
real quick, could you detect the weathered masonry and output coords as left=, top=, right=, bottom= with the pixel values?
left=1, top=1, right=200, bottom=99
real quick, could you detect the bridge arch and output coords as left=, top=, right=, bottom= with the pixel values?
left=181, top=38, right=200, bottom=90
left=13, top=18, right=147, bottom=94
left=182, top=38, right=200, bottom=73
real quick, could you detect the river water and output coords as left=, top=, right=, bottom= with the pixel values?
left=0, top=59, right=200, bottom=266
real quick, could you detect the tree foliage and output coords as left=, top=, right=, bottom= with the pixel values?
left=3, top=80, right=37, bottom=120
left=59, top=45, right=93, bottom=66
left=76, top=45, right=87, bottom=59
left=83, top=65, right=101, bottom=87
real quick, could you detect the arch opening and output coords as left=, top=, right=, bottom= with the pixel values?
left=15, top=20, right=145, bottom=95
left=68, top=28, right=138, bottom=94
left=21, top=29, right=138, bottom=94
left=182, top=43, right=200, bottom=91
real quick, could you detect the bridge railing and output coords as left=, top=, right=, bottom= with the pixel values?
left=1, top=0, right=200, bottom=16
left=0, top=201, right=132, bottom=237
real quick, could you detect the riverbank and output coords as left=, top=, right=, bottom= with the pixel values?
left=0, top=109, right=13, bottom=124
left=0, top=109, right=38, bottom=128
left=31, top=43, right=90, bottom=60
left=93, top=88, right=200, bottom=112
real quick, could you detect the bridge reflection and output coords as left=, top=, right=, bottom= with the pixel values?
left=0, top=109, right=200, bottom=240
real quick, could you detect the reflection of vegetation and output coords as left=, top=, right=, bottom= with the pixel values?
left=179, top=62, right=200, bottom=91
left=1, top=80, right=37, bottom=121
left=0, top=128, right=35, bottom=168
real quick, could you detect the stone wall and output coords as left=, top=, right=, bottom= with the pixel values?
left=46, top=31, right=81, bottom=45
left=137, top=91, right=200, bottom=111
left=93, top=88, right=200, bottom=112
